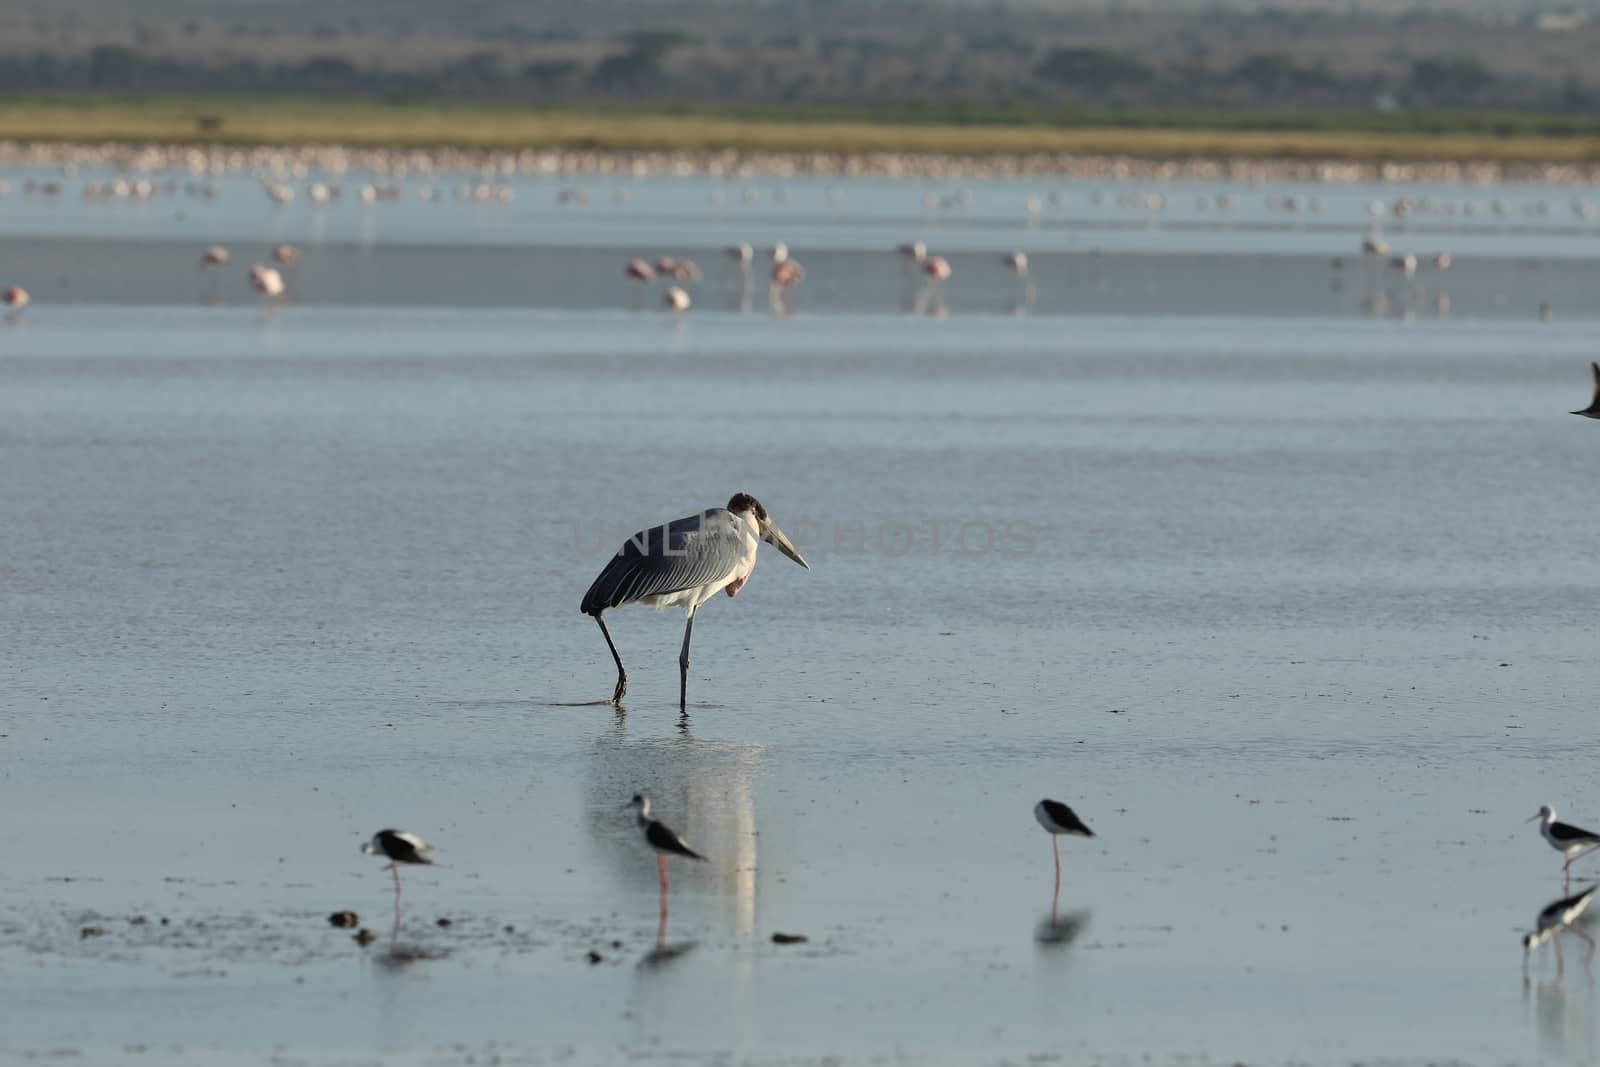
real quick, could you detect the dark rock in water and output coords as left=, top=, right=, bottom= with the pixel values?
left=586, top=950, right=603, bottom=965
left=770, top=932, right=809, bottom=944
left=80, top=926, right=106, bottom=940
left=159, top=917, right=170, bottom=926
left=435, top=917, right=452, bottom=927
left=128, top=915, right=148, bottom=925
left=353, top=928, right=377, bottom=946
left=328, top=911, right=359, bottom=928
left=610, top=939, right=623, bottom=949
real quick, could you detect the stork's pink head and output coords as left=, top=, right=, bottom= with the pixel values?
left=727, top=492, right=768, bottom=522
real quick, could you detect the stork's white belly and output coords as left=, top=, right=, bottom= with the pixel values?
left=640, top=508, right=760, bottom=614
left=645, top=582, right=722, bottom=611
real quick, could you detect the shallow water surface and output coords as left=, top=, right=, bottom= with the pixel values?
left=3, top=168, right=1600, bottom=1066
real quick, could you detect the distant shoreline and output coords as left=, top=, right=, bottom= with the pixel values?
left=2, top=96, right=1600, bottom=182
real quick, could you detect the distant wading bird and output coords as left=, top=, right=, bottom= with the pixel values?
left=1572, top=363, right=1600, bottom=419
left=1531, top=805, right=1600, bottom=873
left=1524, top=884, right=1597, bottom=975
left=1035, top=799, right=1095, bottom=903
left=249, top=265, right=285, bottom=302
left=360, top=829, right=437, bottom=941
left=624, top=258, right=655, bottom=309
left=199, top=246, right=229, bottom=303
left=2, top=286, right=28, bottom=323
left=663, top=285, right=692, bottom=314
left=626, top=792, right=705, bottom=939
left=581, top=493, right=809, bottom=710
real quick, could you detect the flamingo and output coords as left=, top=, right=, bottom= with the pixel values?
left=769, top=259, right=805, bottom=315
left=3, top=286, right=29, bottom=323
left=271, top=245, right=301, bottom=298
left=249, top=265, right=285, bottom=303
left=1003, top=251, right=1034, bottom=311
left=625, top=259, right=655, bottom=310
left=724, top=244, right=755, bottom=310
left=199, top=246, right=230, bottom=303
left=896, top=241, right=927, bottom=267
left=663, top=286, right=691, bottom=313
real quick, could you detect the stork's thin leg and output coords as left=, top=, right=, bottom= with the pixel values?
left=596, top=615, right=627, bottom=704
left=678, top=607, right=697, bottom=712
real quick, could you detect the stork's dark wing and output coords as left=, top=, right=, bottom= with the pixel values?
left=581, top=508, right=750, bottom=615
left=647, top=819, right=705, bottom=860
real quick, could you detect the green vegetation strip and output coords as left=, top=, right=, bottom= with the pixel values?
left=3, top=96, right=1600, bottom=162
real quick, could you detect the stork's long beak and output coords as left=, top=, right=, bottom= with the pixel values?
left=1528, top=813, right=1543, bottom=823
left=762, top=521, right=809, bottom=569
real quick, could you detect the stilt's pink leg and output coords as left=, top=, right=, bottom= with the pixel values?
left=391, top=862, right=402, bottom=943
left=657, top=855, right=670, bottom=944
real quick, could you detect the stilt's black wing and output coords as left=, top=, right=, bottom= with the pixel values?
left=1039, top=799, right=1095, bottom=837
left=647, top=819, right=705, bottom=860
left=1550, top=821, right=1600, bottom=845
left=377, top=829, right=434, bottom=864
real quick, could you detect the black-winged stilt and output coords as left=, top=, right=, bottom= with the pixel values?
left=1524, top=884, right=1597, bottom=976
left=361, top=829, right=436, bottom=940
left=626, top=793, right=705, bottom=940
left=1531, top=805, right=1600, bottom=873
left=1034, top=799, right=1094, bottom=906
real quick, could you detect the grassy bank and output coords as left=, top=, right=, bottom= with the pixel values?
left=3, top=95, right=1600, bottom=162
